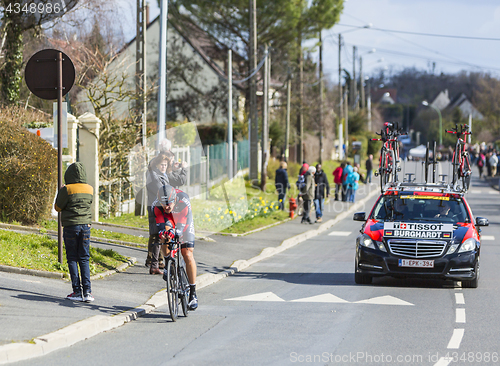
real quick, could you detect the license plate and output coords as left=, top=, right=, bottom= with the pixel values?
left=398, top=259, right=434, bottom=268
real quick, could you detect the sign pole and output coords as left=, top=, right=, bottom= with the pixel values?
left=57, top=52, right=64, bottom=263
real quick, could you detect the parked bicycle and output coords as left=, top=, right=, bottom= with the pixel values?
left=446, top=124, right=472, bottom=191
left=372, top=122, right=406, bottom=192
left=162, top=234, right=190, bottom=321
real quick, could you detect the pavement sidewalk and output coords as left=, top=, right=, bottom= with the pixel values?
left=0, top=183, right=379, bottom=364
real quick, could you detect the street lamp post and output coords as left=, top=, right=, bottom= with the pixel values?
left=422, top=100, right=442, bottom=146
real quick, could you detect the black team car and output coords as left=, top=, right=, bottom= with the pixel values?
left=353, top=183, right=488, bottom=288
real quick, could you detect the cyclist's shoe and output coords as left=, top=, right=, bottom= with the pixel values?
left=83, top=293, right=94, bottom=303
left=66, top=292, right=83, bottom=302
left=188, top=294, right=198, bottom=311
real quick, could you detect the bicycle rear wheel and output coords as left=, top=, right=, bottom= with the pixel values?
left=452, top=143, right=460, bottom=186
left=379, top=149, right=387, bottom=192
left=166, top=260, right=179, bottom=321
left=424, top=143, right=430, bottom=183
left=179, top=266, right=190, bottom=317
left=461, top=153, right=472, bottom=191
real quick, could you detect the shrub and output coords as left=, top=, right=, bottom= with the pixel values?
left=0, top=106, right=56, bottom=224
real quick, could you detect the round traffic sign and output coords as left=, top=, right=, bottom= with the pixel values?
left=24, top=49, right=75, bottom=100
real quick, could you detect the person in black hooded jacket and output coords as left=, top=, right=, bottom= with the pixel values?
left=54, top=162, right=94, bottom=303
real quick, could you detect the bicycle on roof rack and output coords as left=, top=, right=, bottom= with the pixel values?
left=446, top=124, right=472, bottom=192
left=371, top=122, right=406, bottom=193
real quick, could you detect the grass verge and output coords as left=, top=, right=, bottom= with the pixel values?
left=40, top=220, right=148, bottom=245
left=0, top=229, right=129, bottom=275
left=220, top=209, right=290, bottom=234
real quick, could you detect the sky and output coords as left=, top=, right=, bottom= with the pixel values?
left=118, top=0, right=500, bottom=83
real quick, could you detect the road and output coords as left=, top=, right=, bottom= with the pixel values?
left=15, top=166, right=500, bottom=366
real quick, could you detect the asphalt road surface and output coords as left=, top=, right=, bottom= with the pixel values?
left=15, top=163, right=500, bottom=366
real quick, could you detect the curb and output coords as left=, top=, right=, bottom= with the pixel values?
left=0, top=188, right=378, bottom=364
left=0, top=258, right=136, bottom=282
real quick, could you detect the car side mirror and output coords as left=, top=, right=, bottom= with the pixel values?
left=476, top=217, right=489, bottom=227
left=353, top=212, right=366, bottom=221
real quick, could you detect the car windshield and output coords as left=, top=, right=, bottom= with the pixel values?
left=371, top=194, right=469, bottom=223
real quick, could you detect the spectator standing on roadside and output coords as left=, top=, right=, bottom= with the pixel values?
left=346, top=166, right=360, bottom=203
left=341, top=161, right=353, bottom=202
left=490, top=151, right=498, bottom=177
left=365, top=154, right=373, bottom=183
left=54, top=162, right=94, bottom=303
left=275, top=161, right=290, bottom=210
left=314, top=164, right=330, bottom=223
left=296, top=163, right=309, bottom=215
left=486, top=151, right=492, bottom=177
left=301, top=165, right=315, bottom=224
left=477, top=152, right=486, bottom=178
left=146, top=150, right=188, bottom=274
left=332, top=163, right=345, bottom=201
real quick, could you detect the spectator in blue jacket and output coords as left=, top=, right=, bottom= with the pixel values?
left=346, top=166, right=360, bottom=203
left=341, top=161, right=353, bottom=202
left=275, top=161, right=290, bottom=210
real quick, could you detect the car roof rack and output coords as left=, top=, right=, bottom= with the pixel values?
left=382, top=181, right=464, bottom=195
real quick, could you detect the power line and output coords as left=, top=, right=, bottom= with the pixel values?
left=337, top=23, right=500, bottom=42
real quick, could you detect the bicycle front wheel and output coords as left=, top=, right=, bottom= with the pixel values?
left=179, top=266, right=190, bottom=317
left=166, top=260, right=179, bottom=322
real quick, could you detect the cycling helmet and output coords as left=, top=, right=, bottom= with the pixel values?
left=158, top=184, right=177, bottom=205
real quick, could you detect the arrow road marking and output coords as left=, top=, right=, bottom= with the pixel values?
left=354, top=295, right=414, bottom=306
left=291, top=293, right=349, bottom=303
left=226, top=292, right=285, bottom=302
left=328, top=231, right=352, bottom=236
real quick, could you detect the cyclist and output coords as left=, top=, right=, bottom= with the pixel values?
left=152, top=184, right=198, bottom=310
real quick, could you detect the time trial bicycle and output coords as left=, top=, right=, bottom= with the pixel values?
left=446, top=124, right=472, bottom=191
left=162, top=234, right=190, bottom=321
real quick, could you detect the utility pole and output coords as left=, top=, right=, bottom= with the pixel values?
left=352, top=45, right=357, bottom=111
left=360, top=56, right=365, bottom=110
left=338, top=34, right=342, bottom=147
left=367, top=78, right=372, bottom=131
left=157, top=0, right=168, bottom=146
left=344, top=86, right=349, bottom=157
left=249, top=0, right=258, bottom=180
left=297, top=33, right=304, bottom=164
left=136, top=0, right=147, bottom=147
left=228, top=49, right=233, bottom=179
left=319, top=31, right=324, bottom=164
left=261, top=44, right=269, bottom=189
left=285, top=71, right=291, bottom=162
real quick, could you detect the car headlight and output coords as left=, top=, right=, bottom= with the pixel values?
left=447, top=244, right=459, bottom=255
left=358, top=234, right=386, bottom=252
left=358, top=234, right=376, bottom=249
left=458, top=238, right=477, bottom=253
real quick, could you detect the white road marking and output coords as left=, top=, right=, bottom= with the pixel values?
left=488, top=191, right=500, bottom=195
left=226, top=292, right=285, bottom=302
left=447, top=329, right=465, bottom=349
left=456, top=308, right=466, bottom=323
left=455, top=293, right=465, bottom=305
left=434, top=357, right=454, bottom=366
left=225, top=293, right=413, bottom=305
left=481, top=235, right=495, bottom=241
left=291, top=293, right=349, bottom=303
left=354, top=295, right=414, bottom=306
left=328, top=231, right=352, bottom=236
left=469, top=190, right=482, bottom=194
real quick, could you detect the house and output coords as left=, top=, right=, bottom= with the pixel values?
left=77, top=13, right=248, bottom=125
left=429, top=89, right=484, bottom=120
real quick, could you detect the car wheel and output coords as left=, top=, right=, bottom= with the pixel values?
left=355, top=271, right=372, bottom=285
left=462, top=258, right=479, bottom=289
